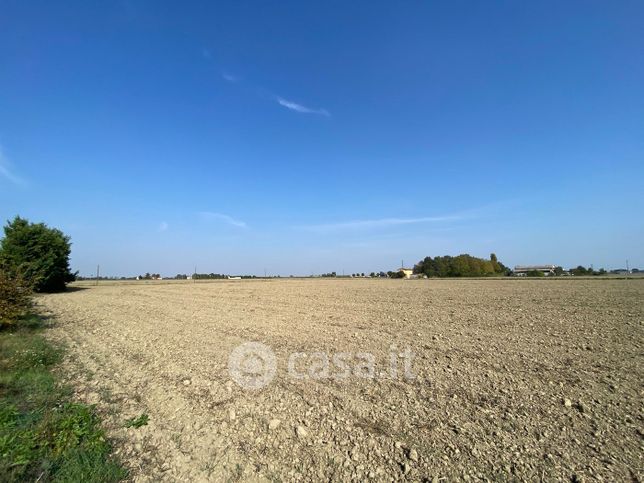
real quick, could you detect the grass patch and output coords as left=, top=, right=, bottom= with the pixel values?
left=0, top=315, right=126, bottom=482
left=124, top=413, right=148, bottom=429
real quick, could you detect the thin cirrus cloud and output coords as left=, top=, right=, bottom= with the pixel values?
left=221, top=72, right=239, bottom=83
left=199, top=211, right=247, bottom=228
left=158, top=221, right=169, bottom=232
left=216, top=64, right=329, bottom=116
left=276, top=97, right=330, bottom=117
left=298, top=214, right=464, bottom=233
left=0, top=145, right=25, bottom=186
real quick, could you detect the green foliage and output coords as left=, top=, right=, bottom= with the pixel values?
left=526, top=270, right=545, bottom=277
left=413, top=253, right=509, bottom=278
left=570, top=265, right=594, bottom=276
left=124, top=414, right=149, bottom=429
left=387, top=270, right=405, bottom=279
left=0, top=270, right=32, bottom=328
left=0, top=216, right=76, bottom=292
left=0, top=317, right=126, bottom=482
left=192, top=273, right=227, bottom=280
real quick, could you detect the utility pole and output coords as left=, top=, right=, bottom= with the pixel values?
left=96, top=265, right=100, bottom=286
left=626, top=259, right=630, bottom=278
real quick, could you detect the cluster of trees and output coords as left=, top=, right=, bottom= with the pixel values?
left=569, top=266, right=607, bottom=276
left=387, top=270, right=405, bottom=278
left=0, top=216, right=76, bottom=292
left=523, top=265, right=612, bottom=277
left=413, top=253, right=509, bottom=278
left=190, top=273, right=228, bottom=279
left=138, top=273, right=161, bottom=280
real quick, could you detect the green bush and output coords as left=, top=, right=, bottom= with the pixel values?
left=0, top=216, right=76, bottom=292
left=0, top=270, right=32, bottom=328
left=526, top=270, right=545, bottom=277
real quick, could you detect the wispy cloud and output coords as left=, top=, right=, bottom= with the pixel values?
left=217, top=69, right=328, bottom=116
left=276, top=97, right=330, bottom=117
left=199, top=211, right=247, bottom=228
left=0, top=146, right=25, bottom=185
left=158, top=221, right=169, bottom=232
left=298, top=214, right=463, bottom=233
left=222, top=72, right=239, bottom=83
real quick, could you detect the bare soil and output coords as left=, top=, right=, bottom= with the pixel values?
left=37, top=278, right=643, bottom=482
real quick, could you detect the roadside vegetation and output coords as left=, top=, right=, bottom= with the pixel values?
left=1, top=216, right=125, bottom=482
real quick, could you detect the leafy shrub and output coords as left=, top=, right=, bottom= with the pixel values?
left=526, top=270, right=545, bottom=277
left=0, top=270, right=32, bottom=328
left=0, top=216, right=76, bottom=293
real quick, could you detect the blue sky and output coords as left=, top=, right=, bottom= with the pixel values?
left=1, top=1, right=643, bottom=276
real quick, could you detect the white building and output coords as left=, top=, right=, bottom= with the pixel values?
left=513, top=265, right=556, bottom=276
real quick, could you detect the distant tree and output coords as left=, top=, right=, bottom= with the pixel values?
left=570, top=265, right=591, bottom=276
left=0, top=216, right=76, bottom=292
left=554, top=266, right=565, bottom=276
left=369, top=272, right=375, bottom=278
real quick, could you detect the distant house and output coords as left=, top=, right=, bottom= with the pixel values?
left=513, top=265, right=556, bottom=276
left=398, top=268, right=414, bottom=279
left=610, top=269, right=629, bottom=275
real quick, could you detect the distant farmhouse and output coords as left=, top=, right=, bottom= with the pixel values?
left=398, top=267, right=414, bottom=279
left=513, top=265, right=556, bottom=276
